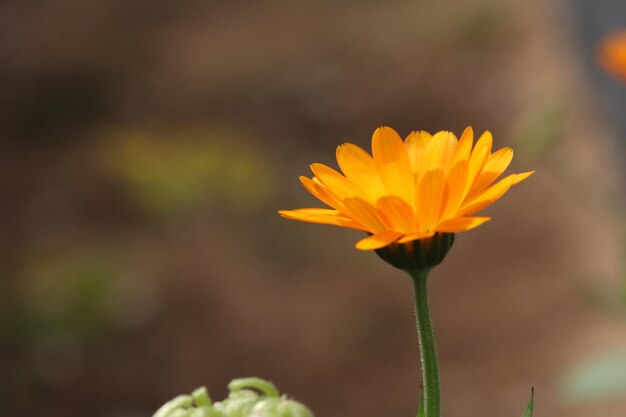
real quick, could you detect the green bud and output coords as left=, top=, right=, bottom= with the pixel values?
left=251, top=397, right=313, bottom=417
left=153, top=378, right=313, bottom=417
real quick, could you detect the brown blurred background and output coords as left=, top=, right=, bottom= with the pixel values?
left=1, top=1, right=625, bottom=417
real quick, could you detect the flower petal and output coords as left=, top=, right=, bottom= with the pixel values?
left=421, top=131, right=458, bottom=174
left=461, top=171, right=534, bottom=217
left=310, top=163, right=362, bottom=201
left=376, top=195, right=416, bottom=233
left=435, top=216, right=491, bottom=233
left=299, top=176, right=342, bottom=210
left=355, top=231, right=403, bottom=250
left=372, top=127, right=409, bottom=166
left=278, top=208, right=366, bottom=230
left=397, top=231, right=435, bottom=244
left=470, top=147, right=513, bottom=193
left=442, top=161, right=468, bottom=220
left=416, top=169, right=448, bottom=232
left=450, top=126, right=473, bottom=166
left=458, top=174, right=515, bottom=216
left=405, top=130, right=431, bottom=173
left=372, top=127, right=415, bottom=202
left=464, top=130, right=492, bottom=198
left=513, top=170, right=535, bottom=184
left=343, top=197, right=388, bottom=232
left=336, top=143, right=386, bottom=202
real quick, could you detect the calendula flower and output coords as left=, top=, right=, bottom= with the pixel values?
left=597, top=29, right=626, bottom=83
left=279, top=126, right=533, bottom=251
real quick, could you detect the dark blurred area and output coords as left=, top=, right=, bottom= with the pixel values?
left=1, top=1, right=625, bottom=417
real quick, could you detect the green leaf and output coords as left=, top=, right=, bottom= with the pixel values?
left=521, top=388, right=534, bottom=417
left=416, top=390, right=425, bottom=417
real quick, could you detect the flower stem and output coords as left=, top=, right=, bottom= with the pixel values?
left=410, top=268, right=440, bottom=417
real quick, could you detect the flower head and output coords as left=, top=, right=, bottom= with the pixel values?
left=279, top=126, right=533, bottom=251
left=597, top=29, right=626, bottom=83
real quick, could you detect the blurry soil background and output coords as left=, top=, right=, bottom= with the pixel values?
left=1, top=1, right=625, bottom=417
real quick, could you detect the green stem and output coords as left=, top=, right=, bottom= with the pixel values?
left=410, top=268, right=440, bottom=417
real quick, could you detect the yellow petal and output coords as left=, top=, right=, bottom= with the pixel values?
left=458, top=174, right=515, bottom=216
left=279, top=208, right=366, bottom=230
left=435, top=216, right=491, bottom=233
left=311, top=177, right=352, bottom=214
left=355, top=231, right=403, bottom=250
left=513, top=170, right=535, bottom=184
left=470, top=147, right=513, bottom=193
left=343, top=197, right=388, bottom=232
left=397, top=231, right=435, bottom=244
left=336, top=143, right=386, bottom=202
left=450, top=126, right=473, bottom=166
left=442, top=161, right=468, bottom=220
left=372, top=126, right=409, bottom=165
left=376, top=195, right=417, bottom=233
left=405, top=130, right=431, bottom=173
left=299, top=176, right=342, bottom=210
left=464, top=130, right=492, bottom=198
left=372, top=127, right=415, bottom=202
left=421, top=131, right=458, bottom=174
left=415, top=169, right=448, bottom=232
left=310, top=163, right=362, bottom=201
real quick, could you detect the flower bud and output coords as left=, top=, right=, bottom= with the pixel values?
left=153, top=378, right=313, bottom=417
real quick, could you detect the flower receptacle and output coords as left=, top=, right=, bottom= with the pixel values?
left=374, top=233, right=455, bottom=273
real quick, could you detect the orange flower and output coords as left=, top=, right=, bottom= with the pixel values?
left=597, top=29, right=626, bottom=83
left=279, top=127, right=533, bottom=250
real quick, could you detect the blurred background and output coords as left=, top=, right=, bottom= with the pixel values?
left=0, top=1, right=625, bottom=416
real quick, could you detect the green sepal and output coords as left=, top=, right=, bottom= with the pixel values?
left=521, top=388, right=534, bottom=417
left=375, top=233, right=454, bottom=272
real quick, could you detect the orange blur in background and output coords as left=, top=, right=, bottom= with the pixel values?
left=598, top=29, right=626, bottom=83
